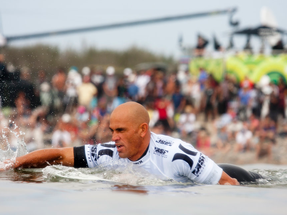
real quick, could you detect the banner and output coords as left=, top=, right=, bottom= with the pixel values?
left=189, top=54, right=287, bottom=84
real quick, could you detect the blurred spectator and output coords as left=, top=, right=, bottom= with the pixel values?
left=52, top=67, right=67, bottom=95
left=182, top=77, right=201, bottom=113
left=22, top=109, right=46, bottom=152
left=51, top=115, right=72, bottom=148
left=171, top=84, right=186, bottom=114
left=198, top=68, right=208, bottom=91
left=194, top=35, right=209, bottom=57
left=260, top=116, right=276, bottom=140
left=148, top=71, right=165, bottom=99
left=227, top=76, right=240, bottom=102
left=240, top=76, right=253, bottom=89
left=215, top=106, right=235, bottom=134
left=165, top=73, right=178, bottom=98
left=0, top=54, right=10, bottom=107
left=268, top=92, right=279, bottom=126
left=15, top=91, right=31, bottom=117
left=154, top=96, right=174, bottom=134
left=216, top=125, right=231, bottom=154
left=127, top=74, right=139, bottom=101
left=135, top=70, right=150, bottom=102
left=249, top=84, right=264, bottom=118
left=77, top=75, right=97, bottom=109
left=248, top=113, right=260, bottom=132
left=117, top=76, right=128, bottom=98
left=234, top=121, right=253, bottom=152
left=196, top=127, right=212, bottom=156
left=255, top=130, right=273, bottom=162
left=94, top=113, right=112, bottom=143
left=145, top=101, right=159, bottom=128
left=279, top=121, right=287, bottom=138
left=16, top=67, right=39, bottom=109
left=64, top=68, right=82, bottom=112
left=103, top=66, right=118, bottom=105
left=215, top=84, right=228, bottom=116
left=78, top=120, right=98, bottom=145
left=91, top=67, right=105, bottom=99
left=35, top=70, right=48, bottom=96
left=39, top=82, right=53, bottom=111
left=90, top=97, right=108, bottom=125
left=237, top=82, right=251, bottom=121
left=51, top=67, right=66, bottom=94
left=278, top=78, right=287, bottom=119
left=76, top=106, right=90, bottom=123
left=177, top=105, right=196, bottom=140
left=202, top=80, right=215, bottom=122
left=151, top=121, right=165, bottom=135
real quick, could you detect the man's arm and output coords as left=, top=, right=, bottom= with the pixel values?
left=218, top=171, right=240, bottom=185
left=1, top=147, right=74, bottom=170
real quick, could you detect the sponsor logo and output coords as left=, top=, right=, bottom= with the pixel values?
left=155, top=139, right=172, bottom=146
left=90, top=145, right=98, bottom=163
left=153, top=147, right=168, bottom=158
left=192, top=155, right=206, bottom=177
left=134, top=160, right=143, bottom=165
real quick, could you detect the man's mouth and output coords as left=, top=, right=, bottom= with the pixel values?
left=116, top=145, right=123, bottom=151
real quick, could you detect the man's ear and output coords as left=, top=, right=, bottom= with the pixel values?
left=139, top=123, right=148, bottom=138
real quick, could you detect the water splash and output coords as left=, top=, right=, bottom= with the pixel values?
left=43, top=164, right=182, bottom=186
left=42, top=164, right=287, bottom=188
left=0, top=121, right=28, bottom=169
left=252, top=168, right=287, bottom=187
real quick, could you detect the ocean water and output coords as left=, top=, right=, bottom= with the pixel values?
left=1, top=128, right=287, bottom=214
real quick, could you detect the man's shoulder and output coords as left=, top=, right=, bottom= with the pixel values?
left=151, top=133, right=177, bottom=147
left=151, top=132, right=189, bottom=153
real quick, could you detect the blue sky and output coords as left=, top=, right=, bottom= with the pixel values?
left=0, top=0, right=286, bottom=58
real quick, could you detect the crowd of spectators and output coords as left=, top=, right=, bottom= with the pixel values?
left=1, top=53, right=287, bottom=163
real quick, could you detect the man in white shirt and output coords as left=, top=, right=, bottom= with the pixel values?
left=2, top=102, right=263, bottom=185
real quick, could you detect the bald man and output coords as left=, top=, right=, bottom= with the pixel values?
left=2, top=102, right=262, bottom=185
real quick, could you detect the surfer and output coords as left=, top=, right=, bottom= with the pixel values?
left=1, top=102, right=262, bottom=185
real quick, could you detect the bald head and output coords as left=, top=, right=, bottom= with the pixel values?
left=110, top=102, right=151, bottom=161
left=111, top=102, right=150, bottom=127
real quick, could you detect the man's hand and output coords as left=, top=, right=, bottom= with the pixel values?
left=222, top=177, right=240, bottom=185
left=0, top=159, right=15, bottom=171
left=218, top=171, right=240, bottom=185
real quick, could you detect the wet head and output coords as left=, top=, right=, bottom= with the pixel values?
left=109, top=102, right=150, bottom=161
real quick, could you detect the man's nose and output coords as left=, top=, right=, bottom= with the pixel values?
left=112, top=133, right=120, bottom=142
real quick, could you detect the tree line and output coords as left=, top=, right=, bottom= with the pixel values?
left=2, top=44, right=176, bottom=80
